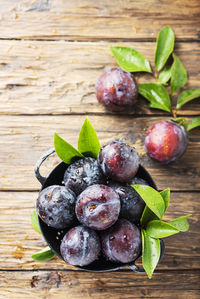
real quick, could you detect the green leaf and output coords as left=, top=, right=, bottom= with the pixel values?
left=160, top=188, right=170, bottom=213
left=158, top=65, right=171, bottom=85
left=176, top=89, right=200, bottom=110
left=169, top=214, right=191, bottom=232
left=132, top=185, right=165, bottom=219
left=140, top=206, right=158, bottom=226
left=32, top=246, right=55, bottom=261
left=187, top=116, right=200, bottom=131
left=54, top=132, right=83, bottom=164
left=140, top=188, right=170, bottom=226
left=78, top=117, right=101, bottom=159
left=146, top=220, right=179, bottom=238
left=138, top=83, right=171, bottom=112
left=30, top=210, right=41, bottom=234
left=155, top=26, right=175, bottom=71
left=171, top=53, right=187, bottom=94
left=110, top=46, right=152, bottom=73
left=146, top=215, right=191, bottom=239
left=142, top=230, right=160, bottom=279
left=170, top=118, right=188, bottom=130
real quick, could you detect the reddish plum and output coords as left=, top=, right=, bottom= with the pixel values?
left=144, top=120, right=188, bottom=163
left=60, top=226, right=100, bottom=266
left=97, top=140, right=139, bottom=182
left=76, top=184, right=120, bottom=230
left=95, top=68, right=138, bottom=111
left=101, top=219, right=141, bottom=263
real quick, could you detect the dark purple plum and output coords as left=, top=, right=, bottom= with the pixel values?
left=97, top=140, right=139, bottom=182
left=64, top=157, right=104, bottom=195
left=109, top=182, right=145, bottom=224
left=60, top=226, right=100, bottom=266
left=101, top=219, right=141, bottom=263
left=95, top=68, right=138, bottom=111
left=76, top=184, right=120, bottom=230
left=128, top=176, right=149, bottom=186
left=36, top=185, right=76, bottom=229
left=144, top=120, right=188, bottom=163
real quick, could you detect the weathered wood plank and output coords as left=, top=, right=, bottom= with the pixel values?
left=0, top=115, right=199, bottom=191
left=0, top=41, right=199, bottom=116
left=0, top=191, right=199, bottom=270
left=0, top=0, right=20, bottom=15
left=0, top=270, right=199, bottom=299
left=0, top=0, right=199, bottom=40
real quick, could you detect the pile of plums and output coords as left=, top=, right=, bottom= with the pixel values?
left=37, top=140, right=149, bottom=267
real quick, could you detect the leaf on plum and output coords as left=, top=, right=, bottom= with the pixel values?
left=146, top=220, right=179, bottom=238
left=132, top=185, right=165, bottom=219
left=78, top=117, right=101, bottom=158
left=142, top=230, right=160, bottom=279
left=30, top=210, right=41, bottom=234
left=54, top=132, right=83, bottom=164
left=32, top=246, right=55, bottom=261
left=170, top=118, right=188, bottom=130
left=169, top=214, right=191, bottom=232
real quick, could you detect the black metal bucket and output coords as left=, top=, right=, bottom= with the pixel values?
left=34, top=148, right=165, bottom=273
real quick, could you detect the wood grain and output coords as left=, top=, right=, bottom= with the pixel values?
left=0, top=0, right=199, bottom=40
left=0, top=270, right=199, bottom=299
left=0, top=1, right=199, bottom=297
left=0, top=41, right=199, bottom=116
left=0, top=190, right=199, bottom=270
left=0, top=115, right=199, bottom=191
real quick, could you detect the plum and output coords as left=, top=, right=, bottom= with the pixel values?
left=101, top=219, right=141, bottom=263
left=128, top=176, right=149, bottom=186
left=144, top=120, right=188, bottom=163
left=97, top=140, right=139, bottom=182
left=109, top=182, right=145, bottom=224
left=36, top=185, right=76, bottom=229
left=64, top=157, right=104, bottom=195
left=75, top=184, right=120, bottom=230
left=60, top=226, right=100, bottom=266
left=95, top=68, right=138, bottom=111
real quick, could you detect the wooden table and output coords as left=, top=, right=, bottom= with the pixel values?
left=0, top=1, right=199, bottom=298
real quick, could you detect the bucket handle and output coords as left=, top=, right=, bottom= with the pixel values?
left=34, top=148, right=55, bottom=185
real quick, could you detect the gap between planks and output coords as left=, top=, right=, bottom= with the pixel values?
left=0, top=37, right=199, bottom=43
left=0, top=113, right=199, bottom=117
left=0, top=268, right=199, bottom=272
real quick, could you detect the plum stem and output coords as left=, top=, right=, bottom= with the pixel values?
left=172, top=108, right=177, bottom=119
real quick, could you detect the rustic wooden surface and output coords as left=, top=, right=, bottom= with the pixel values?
left=0, top=1, right=199, bottom=298
left=0, top=41, right=200, bottom=116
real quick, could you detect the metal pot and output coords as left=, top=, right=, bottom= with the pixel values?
left=34, top=148, right=165, bottom=273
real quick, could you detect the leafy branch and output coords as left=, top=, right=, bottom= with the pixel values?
left=110, top=26, right=200, bottom=130
left=131, top=185, right=191, bottom=279
left=54, top=117, right=101, bottom=164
